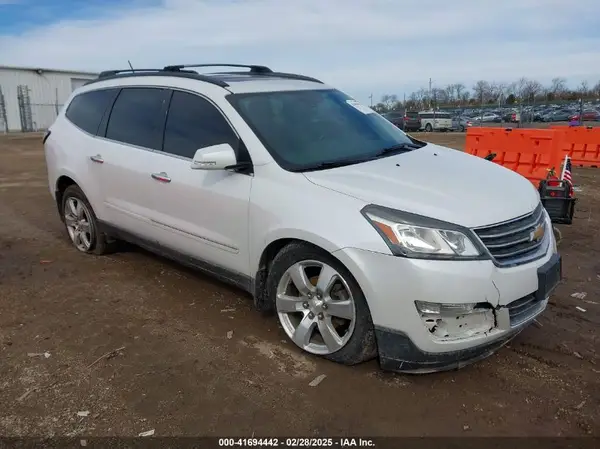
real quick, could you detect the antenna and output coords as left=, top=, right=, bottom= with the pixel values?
left=127, top=60, right=134, bottom=72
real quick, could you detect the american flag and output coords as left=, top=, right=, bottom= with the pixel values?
left=561, top=157, right=572, bottom=184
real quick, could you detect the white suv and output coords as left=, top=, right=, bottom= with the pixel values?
left=44, top=63, right=561, bottom=373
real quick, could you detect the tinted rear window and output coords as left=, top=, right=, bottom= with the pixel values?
left=65, top=89, right=118, bottom=135
left=105, top=88, right=169, bottom=150
left=405, top=111, right=420, bottom=118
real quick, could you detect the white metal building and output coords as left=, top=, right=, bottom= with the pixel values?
left=0, top=65, right=98, bottom=133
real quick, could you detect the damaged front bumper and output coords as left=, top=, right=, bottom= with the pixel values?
left=375, top=295, right=549, bottom=374
left=333, top=246, right=560, bottom=374
left=374, top=324, right=522, bottom=374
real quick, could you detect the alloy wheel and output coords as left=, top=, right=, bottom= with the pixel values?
left=64, top=197, right=93, bottom=252
left=276, top=260, right=356, bottom=355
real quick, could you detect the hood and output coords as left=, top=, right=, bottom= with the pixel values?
left=303, top=143, right=540, bottom=228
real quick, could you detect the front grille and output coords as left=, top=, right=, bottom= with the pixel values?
left=507, top=294, right=545, bottom=327
left=473, top=203, right=546, bottom=267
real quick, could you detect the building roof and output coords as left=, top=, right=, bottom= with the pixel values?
left=0, top=65, right=98, bottom=76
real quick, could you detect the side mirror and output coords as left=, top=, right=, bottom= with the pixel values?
left=190, top=143, right=237, bottom=170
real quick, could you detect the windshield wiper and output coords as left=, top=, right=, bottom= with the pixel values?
left=297, top=157, right=376, bottom=172
left=375, top=142, right=422, bottom=157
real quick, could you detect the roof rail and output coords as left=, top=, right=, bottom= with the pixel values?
left=257, top=71, right=324, bottom=84
left=163, top=63, right=273, bottom=73
left=86, top=69, right=230, bottom=88
left=207, top=70, right=324, bottom=84
left=98, top=69, right=165, bottom=78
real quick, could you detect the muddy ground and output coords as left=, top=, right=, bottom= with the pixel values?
left=0, top=132, right=598, bottom=437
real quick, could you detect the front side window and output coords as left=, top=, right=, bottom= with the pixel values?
left=65, top=89, right=118, bottom=135
left=105, top=87, right=169, bottom=150
left=228, top=89, right=422, bottom=171
left=162, top=91, right=238, bottom=159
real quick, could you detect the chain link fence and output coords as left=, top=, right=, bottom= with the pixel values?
left=1, top=84, right=64, bottom=133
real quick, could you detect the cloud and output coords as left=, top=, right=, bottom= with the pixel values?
left=1, top=0, right=599, bottom=102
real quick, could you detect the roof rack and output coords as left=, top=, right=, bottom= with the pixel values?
left=162, top=64, right=323, bottom=83
left=86, top=64, right=323, bottom=88
left=208, top=70, right=324, bottom=84
left=163, top=63, right=273, bottom=73
left=98, top=68, right=166, bottom=78
left=87, top=68, right=230, bottom=88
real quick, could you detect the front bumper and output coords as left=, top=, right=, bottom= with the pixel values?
left=375, top=325, right=522, bottom=374
left=333, top=232, right=558, bottom=373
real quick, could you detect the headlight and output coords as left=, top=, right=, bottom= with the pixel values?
left=362, top=204, right=485, bottom=259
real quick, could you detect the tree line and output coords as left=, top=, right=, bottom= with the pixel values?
left=373, top=77, right=600, bottom=113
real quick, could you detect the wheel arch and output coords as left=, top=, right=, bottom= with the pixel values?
left=252, top=230, right=351, bottom=312
left=55, top=174, right=79, bottom=219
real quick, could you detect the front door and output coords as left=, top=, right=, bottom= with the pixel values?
left=144, top=90, right=253, bottom=278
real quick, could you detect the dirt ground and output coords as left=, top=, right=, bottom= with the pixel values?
left=0, top=132, right=598, bottom=438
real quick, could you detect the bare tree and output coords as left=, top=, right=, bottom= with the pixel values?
left=454, top=83, right=466, bottom=103
left=473, top=80, right=492, bottom=103
left=516, top=77, right=529, bottom=102
left=593, top=80, right=600, bottom=97
left=460, top=90, right=470, bottom=104
left=432, top=88, right=448, bottom=106
left=579, top=80, right=589, bottom=96
left=524, top=80, right=544, bottom=102
left=444, top=84, right=456, bottom=104
left=380, top=94, right=398, bottom=111
left=551, top=77, right=567, bottom=98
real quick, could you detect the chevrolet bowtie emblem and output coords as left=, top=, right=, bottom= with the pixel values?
left=530, top=223, right=545, bottom=242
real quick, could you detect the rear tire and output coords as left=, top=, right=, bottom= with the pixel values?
left=266, top=242, right=377, bottom=365
left=61, top=185, right=118, bottom=255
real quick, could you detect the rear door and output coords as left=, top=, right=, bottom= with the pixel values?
left=96, top=86, right=171, bottom=240
left=59, top=88, right=120, bottom=219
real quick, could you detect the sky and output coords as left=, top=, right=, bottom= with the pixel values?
left=1, top=0, right=599, bottom=103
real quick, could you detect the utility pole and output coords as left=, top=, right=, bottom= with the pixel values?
left=429, top=78, right=432, bottom=109
left=430, top=77, right=436, bottom=123
left=369, top=93, right=373, bottom=107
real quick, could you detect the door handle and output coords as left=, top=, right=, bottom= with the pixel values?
left=90, top=154, right=104, bottom=163
left=151, top=172, right=171, bottom=183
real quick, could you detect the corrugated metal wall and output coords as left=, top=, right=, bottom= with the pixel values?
left=0, top=67, right=97, bottom=132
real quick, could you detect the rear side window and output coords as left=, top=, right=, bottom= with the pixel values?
left=105, top=88, right=169, bottom=150
left=65, top=89, right=118, bottom=135
left=162, top=91, right=238, bottom=159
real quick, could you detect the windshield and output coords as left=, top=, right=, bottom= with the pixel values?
left=227, top=89, right=422, bottom=171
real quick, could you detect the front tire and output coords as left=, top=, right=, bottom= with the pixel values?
left=61, top=185, right=117, bottom=255
left=425, top=123, right=433, bottom=132
left=266, top=242, right=377, bottom=365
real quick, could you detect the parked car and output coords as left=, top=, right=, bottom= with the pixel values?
left=44, top=63, right=560, bottom=374
left=452, top=116, right=473, bottom=132
left=570, top=110, right=600, bottom=121
left=502, top=111, right=520, bottom=123
left=418, top=111, right=453, bottom=132
left=382, top=110, right=421, bottom=131
left=474, top=112, right=501, bottom=123
left=542, top=110, right=571, bottom=122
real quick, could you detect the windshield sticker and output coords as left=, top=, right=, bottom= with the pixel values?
left=346, top=99, right=375, bottom=114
